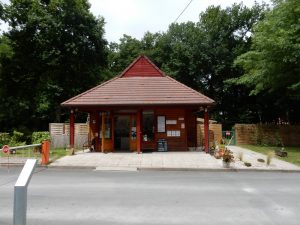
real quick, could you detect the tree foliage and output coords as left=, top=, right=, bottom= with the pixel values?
left=229, top=0, right=300, bottom=123
left=231, top=0, right=300, bottom=96
left=0, top=0, right=107, bottom=131
left=0, top=0, right=297, bottom=132
left=108, top=3, right=268, bottom=127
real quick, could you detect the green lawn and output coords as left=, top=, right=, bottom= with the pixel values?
left=0, top=147, right=71, bottom=162
left=241, top=145, right=300, bottom=166
left=48, top=148, right=72, bottom=162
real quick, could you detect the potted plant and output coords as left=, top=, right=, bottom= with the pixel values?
left=222, top=149, right=234, bottom=168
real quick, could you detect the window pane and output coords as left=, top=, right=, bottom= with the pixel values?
left=131, top=116, right=136, bottom=140
left=99, top=114, right=111, bottom=139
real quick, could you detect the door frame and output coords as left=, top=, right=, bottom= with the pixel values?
left=113, top=114, right=137, bottom=151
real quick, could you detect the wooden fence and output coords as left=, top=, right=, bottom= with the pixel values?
left=197, top=123, right=222, bottom=148
left=49, top=123, right=89, bottom=149
left=234, top=124, right=300, bottom=147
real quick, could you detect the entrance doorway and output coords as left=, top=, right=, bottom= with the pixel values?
left=114, top=115, right=130, bottom=151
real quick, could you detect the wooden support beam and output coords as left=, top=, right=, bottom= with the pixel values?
left=101, top=112, right=105, bottom=153
left=111, top=111, right=115, bottom=151
left=136, top=110, right=142, bottom=154
left=70, top=110, right=75, bottom=152
left=204, top=107, right=209, bottom=153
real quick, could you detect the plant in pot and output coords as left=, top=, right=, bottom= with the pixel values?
left=222, top=149, right=234, bottom=168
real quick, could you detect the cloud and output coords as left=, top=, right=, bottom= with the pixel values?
left=89, top=0, right=270, bottom=43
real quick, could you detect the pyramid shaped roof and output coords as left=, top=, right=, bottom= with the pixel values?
left=61, top=55, right=215, bottom=107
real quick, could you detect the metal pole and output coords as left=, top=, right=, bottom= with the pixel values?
left=204, top=107, right=209, bottom=153
left=13, top=159, right=37, bottom=225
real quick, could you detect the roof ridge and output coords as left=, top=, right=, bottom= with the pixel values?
left=165, top=75, right=215, bottom=104
left=119, top=55, right=165, bottom=77
left=61, top=76, right=120, bottom=106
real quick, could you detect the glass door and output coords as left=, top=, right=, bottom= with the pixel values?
left=114, top=115, right=130, bottom=151
left=142, top=110, right=155, bottom=150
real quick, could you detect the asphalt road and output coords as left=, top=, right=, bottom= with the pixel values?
left=1, top=167, right=300, bottom=225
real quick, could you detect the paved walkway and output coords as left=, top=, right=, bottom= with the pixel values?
left=50, top=147, right=300, bottom=171
left=50, top=151, right=223, bottom=170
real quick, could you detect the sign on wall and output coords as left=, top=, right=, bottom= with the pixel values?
left=167, top=130, right=181, bottom=137
left=166, top=120, right=177, bottom=125
left=157, top=116, right=166, bottom=132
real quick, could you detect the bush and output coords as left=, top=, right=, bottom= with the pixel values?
left=9, top=130, right=26, bottom=146
left=267, top=151, right=274, bottom=166
left=0, top=133, right=10, bottom=148
left=32, top=131, right=50, bottom=144
left=222, top=149, right=234, bottom=163
left=238, top=151, right=244, bottom=161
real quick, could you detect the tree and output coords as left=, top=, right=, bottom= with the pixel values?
left=158, top=3, right=267, bottom=127
left=107, top=32, right=164, bottom=76
left=107, top=3, right=268, bottom=128
left=0, top=0, right=107, bottom=131
left=230, top=0, right=300, bottom=122
left=107, top=34, right=142, bottom=75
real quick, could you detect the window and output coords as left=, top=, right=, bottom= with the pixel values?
left=157, top=116, right=166, bottom=133
left=99, top=113, right=111, bottom=139
left=131, top=116, right=136, bottom=140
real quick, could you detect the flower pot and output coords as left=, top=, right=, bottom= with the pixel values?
left=223, top=161, right=230, bottom=168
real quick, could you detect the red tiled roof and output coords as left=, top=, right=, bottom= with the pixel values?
left=61, top=55, right=215, bottom=107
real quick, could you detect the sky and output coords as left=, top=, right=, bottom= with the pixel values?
left=1, top=0, right=271, bottom=43
left=89, top=0, right=271, bottom=43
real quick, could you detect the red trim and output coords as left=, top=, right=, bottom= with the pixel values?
left=136, top=110, right=142, bottom=154
left=119, top=55, right=166, bottom=78
left=70, top=110, right=75, bottom=148
left=204, top=108, right=209, bottom=153
left=111, top=111, right=115, bottom=151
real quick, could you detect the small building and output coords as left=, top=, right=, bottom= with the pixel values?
left=61, top=55, right=215, bottom=153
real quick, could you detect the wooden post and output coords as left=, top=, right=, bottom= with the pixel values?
left=204, top=107, right=209, bottom=153
left=70, top=109, right=75, bottom=154
left=111, top=112, right=115, bottom=151
left=195, top=113, right=198, bottom=150
left=41, top=140, right=50, bottom=165
left=101, top=112, right=105, bottom=153
left=136, top=110, right=142, bottom=154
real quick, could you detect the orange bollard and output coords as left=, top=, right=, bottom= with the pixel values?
left=41, top=140, right=50, bottom=165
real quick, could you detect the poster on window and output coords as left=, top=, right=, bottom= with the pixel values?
left=157, top=116, right=166, bottom=132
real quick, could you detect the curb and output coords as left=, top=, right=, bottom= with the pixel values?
left=0, top=163, right=49, bottom=168
left=2, top=163, right=299, bottom=173
left=48, top=165, right=96, bottom=170
left=44, top=165, right=300, bottom=173
left=137, top=167, right=300, bottom=173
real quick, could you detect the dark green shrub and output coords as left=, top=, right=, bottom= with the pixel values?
left=9, top=130, right=26, bottom=146
left=0, top=133, right=10, bottom=147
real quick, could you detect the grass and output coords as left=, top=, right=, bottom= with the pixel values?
left=0, top=147, right=71, bottom=162
left=241, top=145, right=300, bottom=166
left=49, top=148, right=72, bottom=162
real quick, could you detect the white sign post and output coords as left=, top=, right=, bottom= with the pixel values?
left=13, top=159, right=37, bottom=225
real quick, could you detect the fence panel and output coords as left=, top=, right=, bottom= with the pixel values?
left=197, top=123, right=222, bottom=148
left=234, top=124, right=300, bottom=146
left=49, top=123, right=89, bottom=149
